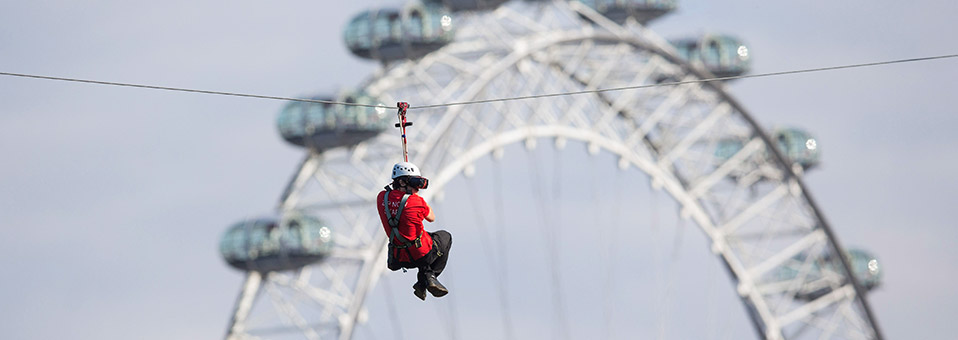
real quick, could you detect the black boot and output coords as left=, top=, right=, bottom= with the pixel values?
left=425, top=274, right=448, bottom=297
left=413, top=281, right=427, bottom=301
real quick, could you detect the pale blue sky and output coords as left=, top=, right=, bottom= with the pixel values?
left=1, top=0, right=956, bottom=339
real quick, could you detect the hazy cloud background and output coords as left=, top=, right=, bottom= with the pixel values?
left=1, top=0, right=956, bottom=339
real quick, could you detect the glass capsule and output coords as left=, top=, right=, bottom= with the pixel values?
left=671, top=34, right=751, bottom=78
left=345, top=2, right=455, bottom=62
left=575, top=0, right=677, bottom=24
left=220, top=215, right=333, bottom=272
left=276, top=90, right=390, bottom=151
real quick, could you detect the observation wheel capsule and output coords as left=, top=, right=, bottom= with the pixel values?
left=219, top=215, right=333, bottom=273
left=671, top=34, right=751, bottom=78
left=713, top=126, right=820, bottom=173
left=424, top=0, right=509, bottom=12
left=773, top=248, right=882, bottom=300
left=846, top=248, right=882, bottom=290
left=344, top=2, right=455, bottom=62
left=575, top=0, right=677, bottom=25
left=276, top=90, right=390, bottom=151
left=772, top=127, right=820, bottom=171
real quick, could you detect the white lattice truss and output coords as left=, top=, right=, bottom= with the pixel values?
left=225, top=2, right=881, bottom=340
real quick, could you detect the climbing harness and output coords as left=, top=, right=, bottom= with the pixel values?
left=383, top=189, right=424, bottom=270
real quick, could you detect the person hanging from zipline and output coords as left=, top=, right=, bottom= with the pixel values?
left=376, top=102, right=452, bottom=300
left=377, top=162, right=452, bottom=300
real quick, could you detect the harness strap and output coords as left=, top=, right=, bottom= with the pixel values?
left=390, top=228, right=423, bottom=248
left=383, top=191, right=409, bottom=228
left=383, top=191, right=423, bottom=257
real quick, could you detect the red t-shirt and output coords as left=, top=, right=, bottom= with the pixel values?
left=377, top=190, right=433, bottom=262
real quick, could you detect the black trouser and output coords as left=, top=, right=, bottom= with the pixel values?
left=412, top=230, right=452, bottom=284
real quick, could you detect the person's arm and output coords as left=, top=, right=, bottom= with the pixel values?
left=424, top=203, right=436, bottom=222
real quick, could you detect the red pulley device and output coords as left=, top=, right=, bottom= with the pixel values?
left=393, top=102, right=428, bottom=189
left=395, top=102, right=413, bottom=162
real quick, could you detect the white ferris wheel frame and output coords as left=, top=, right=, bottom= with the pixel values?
left=224, top=2, right=882, bottom=340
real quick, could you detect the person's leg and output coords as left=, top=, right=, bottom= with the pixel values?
left=416, top=269, right=428, bottom=285
left=421, top=230, right=452, bottom=297
left=413, top=270, right=427, bottom=301
left=402, top=253, right=429, bottom=301
left=427, top=230, right=453, bottom=277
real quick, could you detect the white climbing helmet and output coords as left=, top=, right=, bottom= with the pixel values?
left=391, top=161, right=422, bottom=179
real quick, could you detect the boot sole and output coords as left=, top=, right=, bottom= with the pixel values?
left=427, top=284, right=448, bottom=297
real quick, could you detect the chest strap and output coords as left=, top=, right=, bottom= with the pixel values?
left=383, top=191, right=422, bottom=249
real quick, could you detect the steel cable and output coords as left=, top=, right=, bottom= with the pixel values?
left=2, top=54, right=955, bottom=110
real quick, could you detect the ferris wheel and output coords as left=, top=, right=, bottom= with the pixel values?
left=220, top=1, right=884, bottom=339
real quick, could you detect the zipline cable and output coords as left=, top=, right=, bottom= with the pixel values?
left=410, top=53, right=958, bottom=110
left=0, top=71, right=390, bottom=109
left=2, top=54, right=956, bottom=110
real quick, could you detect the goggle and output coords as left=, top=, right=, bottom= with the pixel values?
left=407, top=176, right=429, bottom=189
